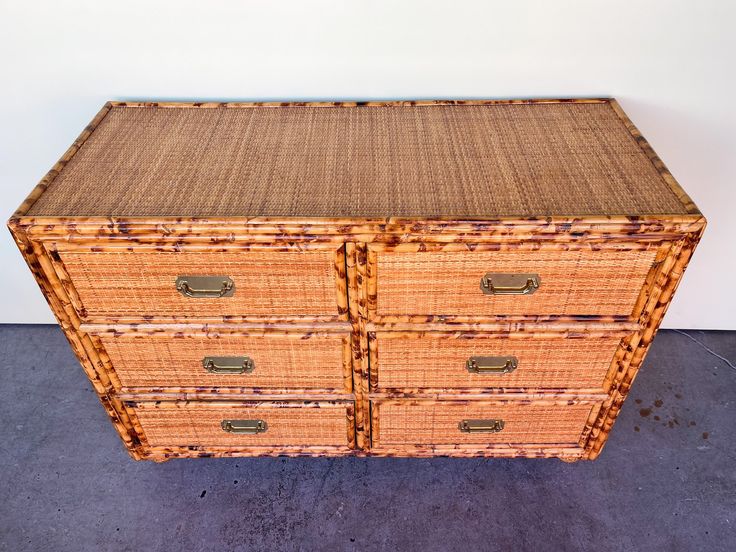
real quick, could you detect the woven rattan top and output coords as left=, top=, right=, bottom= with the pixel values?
left=25, top=100, right=691, bottom=218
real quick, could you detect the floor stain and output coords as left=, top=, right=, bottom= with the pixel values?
left=702, top=432, right=709, bottom=440
left=639, top=408, right=652, bottom=417
left=654, top=399, right=664, bottom=408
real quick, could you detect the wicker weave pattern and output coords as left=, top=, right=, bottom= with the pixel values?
left=134, top=402, right=351, bottom=447
left=59, top=249, right=338, bottom=319
left=374, top=334, right=622, bottom=390
left=375, top=248, right=657, bottom=317
left=375, top=401, right=596, bottom=446
left=27, top=103, right=687, bottom=217
left=101, top=334, right=348, bottom=390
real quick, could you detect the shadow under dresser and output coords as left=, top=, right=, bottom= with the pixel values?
left=8, top=98, right=705, bottom=461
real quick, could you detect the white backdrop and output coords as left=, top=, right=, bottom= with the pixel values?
left=1, top=1, right=734, bottom=328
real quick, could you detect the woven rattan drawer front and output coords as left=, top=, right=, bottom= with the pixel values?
left=371, top=332, right=623, bottom=392
left=133, top=401, right=354, bottom=448
left=56, top=246, right=343, bottom=321
left=372, top=400, right=599, bottom=447
left=99, top=331, right=351, bottom=393
left=371, top=245, right=658, bottom=319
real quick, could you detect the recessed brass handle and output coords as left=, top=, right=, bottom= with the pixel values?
left=221, top=419, right=267, bottom=434
left=458, top=419, right=505, bottom=433
left=175, top=275, right=235, bottom=298
left=466, top=356, right=518, bottom=374
left=480, top=273, right=540, bottom=295
left=203, top=356, right=254, bottom=374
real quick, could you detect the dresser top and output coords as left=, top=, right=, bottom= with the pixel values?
left=22, top=99, right=697, bottom=219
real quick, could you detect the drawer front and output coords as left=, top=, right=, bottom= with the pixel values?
left=372, top=332, right=622, bottom=392
left=133, top=401, right=354, bottom=447
left=373, top=400, right=599, bottom=447
left=372, top=246, right=658, bottom=318
left=100, top=332, right=351, bottom=392
left=57, top=247, right=342, bottom=320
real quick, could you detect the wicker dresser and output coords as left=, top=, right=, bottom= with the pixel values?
left=8, top=99, right=704, bottom=461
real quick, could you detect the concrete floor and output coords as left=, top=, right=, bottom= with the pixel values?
left=0, top=325, right=733, bottom=551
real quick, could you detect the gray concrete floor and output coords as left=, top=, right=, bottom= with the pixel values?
left=0, top=325, right=734, bottom=551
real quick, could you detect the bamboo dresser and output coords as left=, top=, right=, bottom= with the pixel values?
left=8, top=99, right=705, bottom=462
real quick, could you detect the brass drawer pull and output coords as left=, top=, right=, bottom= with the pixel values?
left=175, top=275, right=235, bottom=298
left=466, top=355, right=518, bottom=374
left=203, top=356, right=254, bottom=374
left=458, top=419, right=505, bottom=433
left=480, top=273, right=540, bottom=295
left=221, top=419, right=268, bottom=434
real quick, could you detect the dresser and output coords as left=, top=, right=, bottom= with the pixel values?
left=8, top=99, right=705, bottom=461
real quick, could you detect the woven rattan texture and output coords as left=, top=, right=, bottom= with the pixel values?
left=375, top=401, right=596, bottom=446
left=101, top=334, right=348, bottom=390
left=134, top=403, right=351, bottom=447
left=58, top=249, right=338, bottom=319
left=27, top=103, right=688, bottom=218
left=374, top=248, right=657, bottom=317
left=374, top=334, right=622, bottom=390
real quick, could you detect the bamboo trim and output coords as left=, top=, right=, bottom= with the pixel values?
left=368, top=391, right=609, bottom=400
left=81, top=316, right=349, bottom=326
left=371, top=401, right=381, bottom=448
left=11, top=216, right=705, bottom=241
left=51, top=240, right=346, bottom=252
left=84, top=325, right=352, bottom=337
left=131, top=399, right=353, bottom=409
left=579, top=402, right=605, bottom=447
left=365, top=321, right=641, bottom=333
left=369, top=329, right=633, bottom=339
left=373, top=398, right=602, bottom=407
left=334, top=245, right=349, bottom=321
left=108, top=98, right=612, bottom=109
left=141, top=446, right=355, bottom=461
left=366, top=315, right=643, bottom=325
left=139, top=445, right=584, bottom=460
left=347, top=242, right=371, bottom=449
left=118, top=391, right=355, bottom=401
left=368, top=241, right=664, bottom=253
left=91, top=332, right=124, bottom=391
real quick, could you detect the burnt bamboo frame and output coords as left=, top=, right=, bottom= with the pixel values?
left=8, top=98, right=705, bottom=461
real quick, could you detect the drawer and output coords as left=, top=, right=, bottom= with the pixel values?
left=372, top=399, right=600, bottom=447
left=99, top=331, right=352, bottom=392
left=370, top=332, right=624, bottom=392
left=369, top=245, right=659, bottom=318
left=132, top=401, right=354, bottom=448
left=54, top=245, right=344, bottom=321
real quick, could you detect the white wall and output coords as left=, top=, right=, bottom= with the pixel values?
left=1, top=0, right=734, bottom=328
